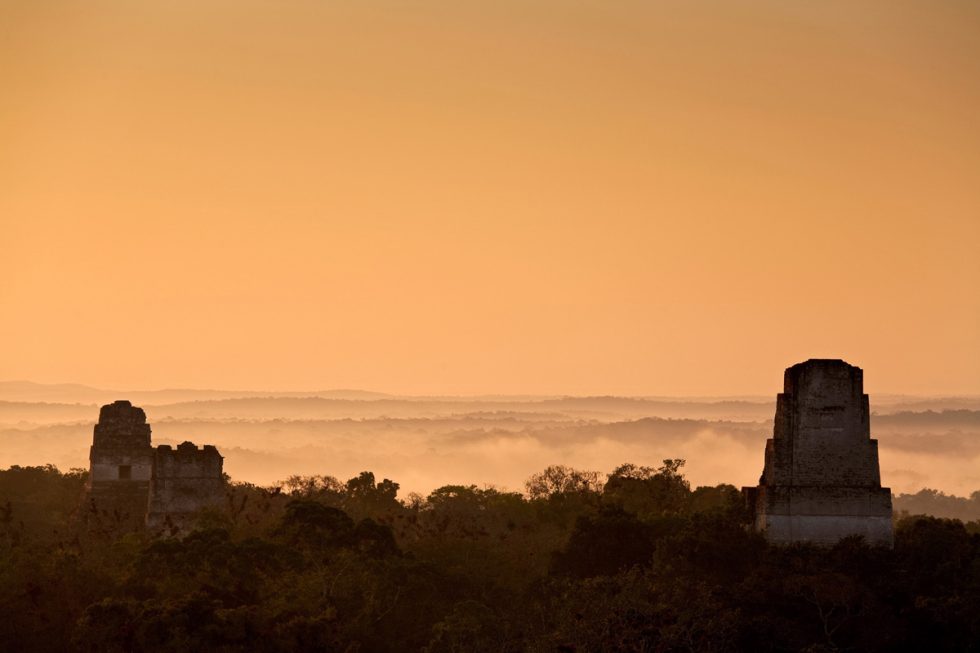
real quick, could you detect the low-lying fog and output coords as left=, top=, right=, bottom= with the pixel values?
left=2, top=382, right=978, bottom=497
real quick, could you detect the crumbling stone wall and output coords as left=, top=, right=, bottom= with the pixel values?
left=146, top=441, right=224, bottom=534
left=743, top=360, right=893, bottom=546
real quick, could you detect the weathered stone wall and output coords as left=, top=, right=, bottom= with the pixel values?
left=765, top=361, right=881, bottom=487
left=146, top=441, right=225, bottom=534
left=761, top=515, right=893, bottom=544
left=745, top=360, right=893, bottom=546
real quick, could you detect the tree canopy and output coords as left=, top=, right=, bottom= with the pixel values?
left=1, top=462, right=979, bottom=652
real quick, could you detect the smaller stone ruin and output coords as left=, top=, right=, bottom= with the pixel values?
left=84, top=400, right=224, bottom=535
left=146, top=442, right=225, bottom=533
left=743, top=359, right=893, bottom=546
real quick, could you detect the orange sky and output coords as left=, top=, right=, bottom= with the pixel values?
left=1, top=0, right=978, bottom=396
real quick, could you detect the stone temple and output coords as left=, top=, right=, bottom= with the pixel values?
left=86, top=400, right=225, bottom=534
left=743, top=359, right=893, bottom=546
left=88, top=400, right=155, bottom=527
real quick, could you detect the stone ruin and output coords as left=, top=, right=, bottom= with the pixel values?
left=86, top=363, right=894, bottom=544
left=742, top=359, right=893, bottom=546
left=146, top=442, right=224, bottom=531
left=87, top=400, right=154, bottom=527
left=85, top=400, right=225, bottom=535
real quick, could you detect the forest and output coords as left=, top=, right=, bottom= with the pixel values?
left=1, top=462, right=979, bottom=653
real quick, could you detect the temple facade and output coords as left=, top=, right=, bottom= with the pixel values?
left=87, top=400, right=155, bottom=528
left=743, top=360, right=893, bottom=546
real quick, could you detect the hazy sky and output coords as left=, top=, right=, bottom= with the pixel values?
left=2, top=1, right=978, bottom=395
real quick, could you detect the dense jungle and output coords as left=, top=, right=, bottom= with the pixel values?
left=2, top=461, right=979, bottom=652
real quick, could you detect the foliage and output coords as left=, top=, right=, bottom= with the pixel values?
left=1, top=464, right=979, bottom=652
left=893, top=488, right=980, bottom=522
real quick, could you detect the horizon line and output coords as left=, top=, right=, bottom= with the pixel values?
left=2, top=379, right=979, bottom=401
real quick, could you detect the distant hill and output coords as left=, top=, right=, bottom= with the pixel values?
left=0, top=380, right=394, bottom=405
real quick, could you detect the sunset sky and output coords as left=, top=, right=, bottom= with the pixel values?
left=2, top=0, right=978, bottom=396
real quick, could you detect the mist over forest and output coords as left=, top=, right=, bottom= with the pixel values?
left=2, top=381, right=978, bottom=504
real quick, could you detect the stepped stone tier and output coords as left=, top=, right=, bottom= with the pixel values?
left=742, top=360, right=893, bottom=546
left=84, top=400, right=224, bottom=535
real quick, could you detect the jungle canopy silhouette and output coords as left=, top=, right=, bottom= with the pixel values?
left=2, top=460, right=979, bottom=652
